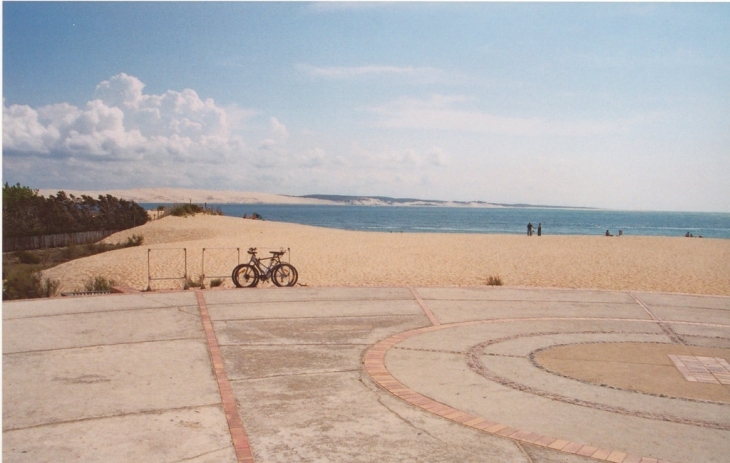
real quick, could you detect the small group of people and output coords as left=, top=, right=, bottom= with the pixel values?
left=527, top=222, right=542, bottom=236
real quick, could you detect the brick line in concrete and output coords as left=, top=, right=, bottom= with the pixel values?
left=364, top=318, right=680, bottom=463
left=409, top=287, right=441, bottom=326
left=195, top=290, right=255, bottom=463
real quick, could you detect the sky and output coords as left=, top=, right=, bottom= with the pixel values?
left=2, top=2, right=729, bottom=212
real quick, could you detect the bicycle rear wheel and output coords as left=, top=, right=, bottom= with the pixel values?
left=232, top=264, right=259, bottom=288
left=272, top=263, right=298, bottom=287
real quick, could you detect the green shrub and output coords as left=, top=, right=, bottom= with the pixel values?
left=61, top=241, right=77, bottom=260
left=171, top=204, right=204, bottom=217
left=84, top=276, right=115, bottom=292
left=3, top=267, right=59, bottom=300
left=83, top=240, right=104, bottom=255
left=210, top=278, right=224, bottom=288
left=16, top=250, right=41, bottom=265
left=39, top=277, right=60, bottom=298
left=185, top=274, right=204, bottom=289
left=486, top=275, right=503, bottom=286
left=123, top=234, right=144, bottom=247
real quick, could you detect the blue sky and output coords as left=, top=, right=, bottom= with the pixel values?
left=3, top=2, right=729, bottom=212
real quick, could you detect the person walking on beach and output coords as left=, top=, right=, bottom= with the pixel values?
left=537, top=223, right=542, bottom=236
left=527, top=222, right=533, bottom=236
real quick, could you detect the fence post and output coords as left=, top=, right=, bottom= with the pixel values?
left=147, top=248, right=152, bottom=291
left=184, top=248, right=188, bottom=289
left=201, top=248, right=206, bottom=287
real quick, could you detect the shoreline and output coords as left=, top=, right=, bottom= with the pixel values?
left=41, top=214, right=730, bottom=297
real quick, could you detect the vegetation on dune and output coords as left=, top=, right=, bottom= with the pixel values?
left=2, top=182, right=148, bottom=238
left=83, top=276, right=116, bottom=292
left=2, top=235, right=145, bottom=300
left=169, top=203, right=224, bottom=217
left=2, top=266, right=60, bottom=300
left=2, top=183, right=150, bottom=300
left=486, top=275, right=503, bottom=286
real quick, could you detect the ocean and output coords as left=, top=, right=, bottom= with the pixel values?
left=141, top=203, right=730, bottom=239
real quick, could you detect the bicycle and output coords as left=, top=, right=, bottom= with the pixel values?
left=232, top=247, right=298, bottom=288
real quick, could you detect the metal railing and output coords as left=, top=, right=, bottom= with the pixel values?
left=145, top=246, right=291, bottom=290
left=147, top=248, right=187, bottom=291
left=201, top=247, right=241, bottom=286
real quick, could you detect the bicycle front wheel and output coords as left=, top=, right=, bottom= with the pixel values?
left=232, top=264, right=259, bottom=288
left=272, top=263, right=298, bottom=287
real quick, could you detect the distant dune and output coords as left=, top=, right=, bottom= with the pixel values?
left=36, top=187, right=586, bottom=209
left=36, top=188, right=503, bottom=207
left=37, top=188, right=335, bottom=205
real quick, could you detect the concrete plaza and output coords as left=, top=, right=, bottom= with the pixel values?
left=3, top=286, right=729, bottom=462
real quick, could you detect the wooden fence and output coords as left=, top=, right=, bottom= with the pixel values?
left=3, top=230, right=119, bottom=252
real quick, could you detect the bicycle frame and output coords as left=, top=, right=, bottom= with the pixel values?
left=232, top=247, right=297, bottom=288
left=245, top=248, right=285, bottom=281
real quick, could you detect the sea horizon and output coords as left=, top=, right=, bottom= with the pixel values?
left=141, top=203, right=730, bottom=239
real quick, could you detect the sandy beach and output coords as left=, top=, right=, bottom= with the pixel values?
left=42, top=214, right=730, bottom=296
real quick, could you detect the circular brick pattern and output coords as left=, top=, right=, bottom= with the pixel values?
left=365, top=313, right=730, bottom=463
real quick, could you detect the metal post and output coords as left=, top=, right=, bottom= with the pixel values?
left=147, top=248, right=151, bottom=291
left=202, top=248, right=206, bottom=285
left=183, top=248, right=188, bottom=289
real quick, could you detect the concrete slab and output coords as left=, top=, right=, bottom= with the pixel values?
left=651, top=305, right=730, bottom=325
left=208, top=299, right=425, bottom=321
left=3, top=406, right=236, bottom=463
left=425, top=299, right=650, bottom=324
left=633, top=292, right=730, bottom=311
left=3, top=307, right=202, bottom=353
left=214, top=315, right=427, bottom=346
left=3, top=286, right=729, bottom=463
left=233, top=371, right=534, bottom=463
left=3, top=340, right=220, bottom=429
left=415, top=286, right=637, bottom=303
left=2, top=291, right=198, bottom=319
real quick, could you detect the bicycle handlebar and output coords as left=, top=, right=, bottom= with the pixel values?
left=248, top=247, right=287, bottom=257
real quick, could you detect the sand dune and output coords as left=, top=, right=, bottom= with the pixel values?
left=42, top=214, right=730, bottom=296
left=37, top=188, right=334, bottom=205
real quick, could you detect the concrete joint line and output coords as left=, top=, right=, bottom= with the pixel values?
left=2, top=403, right=223, bottom=433
left=2, top=336, right=204, bottom=356
left=2, top=305, right=190, bottom=321
left=195, top=290, right=255, bottom=463
left=629, top=292, right=685, bottom=345
left=169, top=445, right=233, bottom=463
left=360, top=371, right=446, bottom=445
left=514, top=440, right=537, bottom=463
left=409, top=287, right=441, bottom=326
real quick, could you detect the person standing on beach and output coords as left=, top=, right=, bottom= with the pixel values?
left=527, top=222, right=533, bottom=236
left=537, top=223, right=542, bottom=236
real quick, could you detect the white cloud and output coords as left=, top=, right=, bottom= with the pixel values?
left=371, top=94, right=626, bottom=137
left=268, top=117, right=289, bottom=140
left=3, top=73, right=245, bottom=162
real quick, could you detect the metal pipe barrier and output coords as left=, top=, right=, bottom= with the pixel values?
left=147, top=248, right=187, bottom=291
left=201, top=247, right=240, bottom=286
